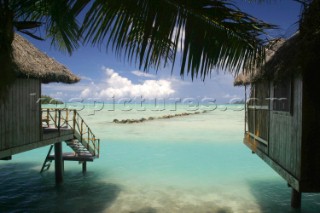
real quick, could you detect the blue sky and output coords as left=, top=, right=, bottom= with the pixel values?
left=26, top=1, right=301, bottom=104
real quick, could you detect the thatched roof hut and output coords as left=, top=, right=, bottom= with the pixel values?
left=12, top=34, right=80, bottom=84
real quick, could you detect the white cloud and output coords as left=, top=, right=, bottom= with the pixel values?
left=80, top=88, right=91, bottom=98
left=79, top=67, right=175, bottom=100
left=223, top=94, right=240, bottom=99
left=131, top=70, right=156, bottom=78
left=42, top=66, right=244, bottom=103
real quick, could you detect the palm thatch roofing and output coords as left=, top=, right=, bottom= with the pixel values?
left=233, top=73, right=251, bottom=86
left=12, top=34, right=80, bottom=84
left=263, top=34, right=300, bottom=81
left=233, top=37, right=289, bottom=86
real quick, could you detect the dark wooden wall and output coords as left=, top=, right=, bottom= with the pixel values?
left=0, top=78, right=41, bottom=156
left=268, top=77, right=303, bottom=179
left=246, top=77, right=303, bottom=180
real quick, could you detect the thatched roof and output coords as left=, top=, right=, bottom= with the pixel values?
left=233, top=37, right=288, bottom=86
left=262, top=34, right=301, bottom=81
left=233, top=73, right=251, bottom=86
left=12, top=34, right=80, bottom=83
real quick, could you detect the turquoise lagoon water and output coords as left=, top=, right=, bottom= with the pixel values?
left=1, top=104, right=320, bottom=212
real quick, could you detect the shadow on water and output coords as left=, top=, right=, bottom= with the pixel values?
left=0, top=162, right=121, bottom=213
left=247, top=179, right=320, bottom=213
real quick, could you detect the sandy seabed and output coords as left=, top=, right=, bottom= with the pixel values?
left=104, top=185, right=261, bottom=213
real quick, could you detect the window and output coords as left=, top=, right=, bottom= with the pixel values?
left=273, top=81, right=292, bottom=112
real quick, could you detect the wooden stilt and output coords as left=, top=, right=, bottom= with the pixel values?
left=291, top=188, right=301, bottom=209
left=82, top=161, right=87, bottom=173
left=54, top=142, right=63, bottom=184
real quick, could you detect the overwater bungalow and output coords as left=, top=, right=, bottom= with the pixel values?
left=235, top=33, right=320, bottom=208
left=0, top=34, right=100, bottom=183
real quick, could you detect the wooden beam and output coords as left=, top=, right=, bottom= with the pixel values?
left=248, top=132, right=268, bottom=146
left=248, top=105, right=269, bottom=110
left=82, top=161, right=87, bottom=173
left=291, top=188, right=301, bottom=209
left=54, top=142, right=63, bottom=184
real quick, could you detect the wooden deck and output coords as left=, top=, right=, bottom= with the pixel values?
left=0, top=127, right=74, bottom=159
left=42, top=127, right=74, bottom=141
left=1, top=108, right=100, bottom=163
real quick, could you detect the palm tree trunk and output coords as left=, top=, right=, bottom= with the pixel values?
left=0, top=0, right=15, bottom=102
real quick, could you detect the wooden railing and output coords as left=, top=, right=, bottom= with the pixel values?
left=41, top=108, right=100, bottom=158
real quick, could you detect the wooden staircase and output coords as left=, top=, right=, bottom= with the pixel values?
left=65, top=139, right=94, bottom=159
left=40, top=108, right=100, bottom=173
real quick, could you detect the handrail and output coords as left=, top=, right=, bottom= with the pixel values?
left=41, top=108, right=100, bottom=158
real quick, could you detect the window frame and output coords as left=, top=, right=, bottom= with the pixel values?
left=272, top=80, right=293, bottom=115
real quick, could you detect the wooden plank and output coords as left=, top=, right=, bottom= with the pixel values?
left=18, top=79, right=24, bottom=146
left=293, top=78, right=302, bottom=179
left=18, top=79, right=24, bottom=145
left=12, top=79, right=20, bottom=148
left=27, top=79, right=32, bottom=144
left=248, top=132, right=268, bottom=146
left=248, top=105, right=269, bottom=110
left=36, top=80, right=41, bottom=141
left=6, top=78, right=14, bottom=149
left=29, top=79, right=36, bottom=143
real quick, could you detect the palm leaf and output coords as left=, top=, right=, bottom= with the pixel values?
left=11, top=0, right=81, bottom=54
left=81, top=0, right=275, bottom=79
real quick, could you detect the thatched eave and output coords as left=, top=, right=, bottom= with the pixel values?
left=234, top=36, right=297, bottom=86
left=263, top=34, right=301, bottom=82
left=12, top=34, right=80, bottom=84
left=233, top=74, right=251, bottom=86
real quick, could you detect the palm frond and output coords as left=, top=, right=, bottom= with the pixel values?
left=81, top=0, right=275, bottom=79
left=11, top=0, right=81, bottom=54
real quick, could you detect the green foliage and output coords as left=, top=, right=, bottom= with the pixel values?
left=11, top=0, right=80, bottom=54
left=40, top=95, right=63, bottom=104
left=80, top=0, right=275, bottom=80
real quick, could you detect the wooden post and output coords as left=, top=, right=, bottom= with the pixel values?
left=244, top=85, right=247, bottom=133
left=82, top=161, right=87, bottom=173
left=58, top=110, right=61, bottom=134
left=54, top=109, right=57, bottom=128
left=66, top=110, right=69, bottom=126
left=46, top=109, right=49, bottom=126
left=291, top=188, right=301, bottom=209
left=73, top=110, right=76, bottom=131
left=54, top=142, right=63, bottom=184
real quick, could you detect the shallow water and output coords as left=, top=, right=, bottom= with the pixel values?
left=1, top=105, right=320, bottom=212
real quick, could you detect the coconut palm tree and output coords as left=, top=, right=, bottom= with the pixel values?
left=1, top=0, right=275, bottom=99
